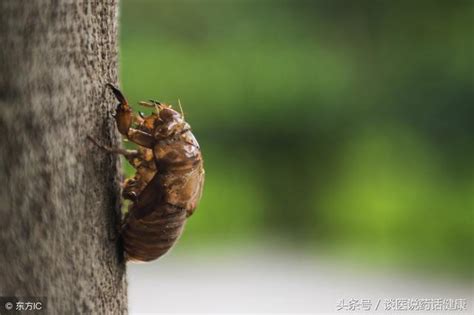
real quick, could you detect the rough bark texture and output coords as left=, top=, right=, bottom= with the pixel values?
left=0, top=1, right=127, bottom=314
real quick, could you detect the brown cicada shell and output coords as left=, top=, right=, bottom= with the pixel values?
left=92, top=84, right=204, bottom=262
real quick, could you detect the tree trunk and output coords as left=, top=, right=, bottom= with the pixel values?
left=0, top=1, right=127, bottom=314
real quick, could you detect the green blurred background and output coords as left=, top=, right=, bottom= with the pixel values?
left=119, top=0, right=473, bottom=277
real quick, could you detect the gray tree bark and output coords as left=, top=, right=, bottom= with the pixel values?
left=0, top=1, right=127, bottom=314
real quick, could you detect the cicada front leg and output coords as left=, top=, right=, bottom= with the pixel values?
left=107, top=84, right=156, bottom=149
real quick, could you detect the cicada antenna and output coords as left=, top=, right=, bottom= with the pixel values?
left=139, top=100, right=162, bottom=113
left=138, top=101, right=155, bottom=108
left=178, top=98, right=184, bottom=119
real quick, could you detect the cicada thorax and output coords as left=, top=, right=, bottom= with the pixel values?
left=120, top=108, right=204, bottom=262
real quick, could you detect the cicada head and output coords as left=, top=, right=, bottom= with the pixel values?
left=137, top=99, right=189, bottom=140
left=152, top=104, right=188, bottom=140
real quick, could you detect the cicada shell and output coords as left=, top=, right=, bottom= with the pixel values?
left=101, top=84, right=204, bottom=262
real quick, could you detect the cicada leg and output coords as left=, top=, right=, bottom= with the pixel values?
left=87, top=135, right=150, bottom=240
left=126, top=128, right=155, bottom=148
left=87, top=136, right=138, bottom=163
left=107, top=84, right=156, bottom=149
left=87, top=135, right=150, bottom=199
